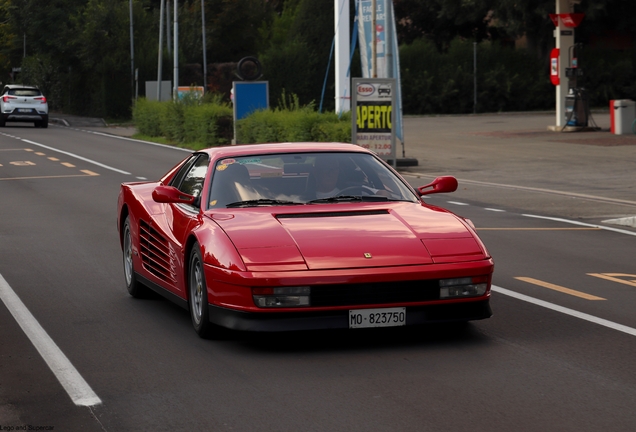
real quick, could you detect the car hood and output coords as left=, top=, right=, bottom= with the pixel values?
left=207, top=203, right=487, bottom=271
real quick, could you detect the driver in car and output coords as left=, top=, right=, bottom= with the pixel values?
left=314, top=156, right=342, bottom=199
left=309, top=155, right=391, bottom=201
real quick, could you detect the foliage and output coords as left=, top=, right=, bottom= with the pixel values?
left=132, top=97, right=165, bottom=137
left=1, top=0, right=635, bottom=121
left=400, top=38, right=552, bottom=114
left=236, top=100, right=351, bottom=144
left=133, top=96, right=232, bottom=148
left=259, top=0, right=335, bottom=111
left=579, top=46, right=636, bottom=105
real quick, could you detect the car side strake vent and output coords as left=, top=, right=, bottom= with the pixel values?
left=138, top=220, right=177, bottom=285
left=277, top=210, right=389, bottom=219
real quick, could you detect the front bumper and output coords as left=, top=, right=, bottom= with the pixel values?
left=208, top=299, right=492, bottom=332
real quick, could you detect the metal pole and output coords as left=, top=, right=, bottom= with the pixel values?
left=371, top=0, right=377, bottom=78
left=166, top=1, right=171, bottom=57
left=201, top=0, right=207, bottom=93
left=173, top=0, right=179, bottom=101
left=129, top=0, right=135, bottom=98
left=334, top=0, right=350, bottom=114
left=157, top=0, right=165, bottom=101
left=473, top=42, right=477, bottom=114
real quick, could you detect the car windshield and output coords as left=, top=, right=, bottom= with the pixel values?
left=207, top=152, right=418, bottom=208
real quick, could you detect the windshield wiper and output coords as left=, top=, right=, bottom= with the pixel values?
left=226, top=199, right=303, bottom=208
left=308, top=195, right=404, bottom=204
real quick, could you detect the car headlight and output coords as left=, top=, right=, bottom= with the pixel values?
left=252, top=286, right=311, bottom=308
left=439, top=276, right=489, bottom=298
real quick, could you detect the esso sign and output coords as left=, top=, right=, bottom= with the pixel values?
left=357, top=84, right=375, bottom=96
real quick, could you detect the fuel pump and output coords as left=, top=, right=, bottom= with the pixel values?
left=564, top=43, right=589, bottom=127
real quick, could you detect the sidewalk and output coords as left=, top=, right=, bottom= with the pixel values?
left=400, top=111, right=636, bottom=227
left=50, top=113, right=137, bottom=137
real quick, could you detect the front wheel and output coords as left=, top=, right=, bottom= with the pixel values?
left=123, top=216, right=149, bottom=298
left=188, top=245, right=216, bottom=338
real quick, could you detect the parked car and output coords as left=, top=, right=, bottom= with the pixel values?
left=0, top=84, right=49, bottom=128
left=117, top=142, right=494, bottom=338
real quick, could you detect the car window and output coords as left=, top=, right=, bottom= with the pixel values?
left=169, top=155, right=199, bottom=189
left=9, top=89, right=41, bottom=97
left=174, top=154, right=209, bottom=199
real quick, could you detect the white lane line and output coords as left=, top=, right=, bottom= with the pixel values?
left=522, top=214, right=636, bottom=237
left=447, top=201, right=469, bottom=206
left=20, top=139, right=131, bottom=175
left=492, top=285, right=636, bottom=337
left=484, top=208, right=506, bottom=212
left=0, top=273, right=102, bottom=406
left=403, top=172, right=636, bottom=208
left=86, top=130, right=192, bottom=152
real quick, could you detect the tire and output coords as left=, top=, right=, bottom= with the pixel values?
left=188, top=245, right=216, bottom=338
left=41, top=118, right=48, bottom=128
left=0, top=117, right=5, bottom=127
left=123, top=216, right=149, bottom=298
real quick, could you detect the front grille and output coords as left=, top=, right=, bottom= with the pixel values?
left=310, top=280, right=439, bottom=307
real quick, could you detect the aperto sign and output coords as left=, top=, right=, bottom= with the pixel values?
left=356, top=103, right=392, bottom=132
left=352, top=78, right=396, bottom=163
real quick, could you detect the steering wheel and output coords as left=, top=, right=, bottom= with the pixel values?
left=336, top=185, right=371, bottom=196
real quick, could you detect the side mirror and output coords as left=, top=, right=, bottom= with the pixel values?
left=152, top=185, right=196, bottom=204
left=417, top=176, right=458, bottom=196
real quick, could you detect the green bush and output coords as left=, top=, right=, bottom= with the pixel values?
left=236, top=105, right=351, bottom=144
left=132, top=98, right=165, bottom=137
left=133, top=96, right=232, bottom=148
left=183, top=103, right=233, bottom=148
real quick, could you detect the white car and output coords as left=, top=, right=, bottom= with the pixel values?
left=0, top=85, right=49, bottom=128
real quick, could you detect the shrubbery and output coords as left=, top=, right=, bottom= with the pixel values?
left=133, top=95, right=233, bottom=149
left=236, top=104, right=351, bottom=144
left=133, top=92, right=352, bottom=148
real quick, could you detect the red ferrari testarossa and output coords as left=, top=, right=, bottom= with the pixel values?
left=117, top=142, right=493, bottom=338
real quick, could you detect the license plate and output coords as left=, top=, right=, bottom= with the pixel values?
left=18, top=108, right=32, bottom=113
left=349, top=307, right=406, bottom=329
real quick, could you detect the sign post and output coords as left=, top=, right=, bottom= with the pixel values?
left=351, top=78, right=396, bottom=167
left=232, top=81, right=269, bottom=144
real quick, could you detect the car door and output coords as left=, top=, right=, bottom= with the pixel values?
left=162, top=153, right=210, bottom=295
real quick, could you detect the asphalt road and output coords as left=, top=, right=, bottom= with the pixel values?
left=1, top=118, right=635, bottom=431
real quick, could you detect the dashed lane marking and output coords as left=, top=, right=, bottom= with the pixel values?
left=515, top=277, right=606, bottom=300
left=588, top=273, right=636, bottom=288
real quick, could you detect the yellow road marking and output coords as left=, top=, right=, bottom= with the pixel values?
left=0, top=174, right=100, bottom=181
left=478, top=228, right=601, bottom=231
left=80, top=170, right=99, bottom=176
left=588, top=273, right=636, bottom=288
left=61, top=162, right=75, bottom=168
left=10, top=161, right=36, bottom=166
left=48, top=157, right=60, bottom=161
left=24, top=148, right=33, bottom=152
left=35, top=152, right=45, bottom=156
left=515, top=277, right=606, bottom=300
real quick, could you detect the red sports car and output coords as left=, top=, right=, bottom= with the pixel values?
left=117, top=142, right=493, bottom=338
